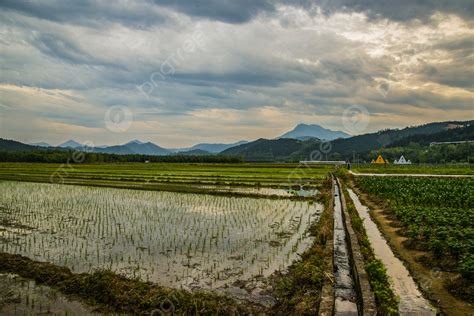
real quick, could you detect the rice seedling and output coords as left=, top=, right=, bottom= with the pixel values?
left=0, top=181, right=323, bottom=291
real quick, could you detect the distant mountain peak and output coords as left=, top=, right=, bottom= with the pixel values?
left=58, top=140, right=82, bottom=148
left=280, top=124, right=350, bottom=141
left=125, top=139, right=144, bottom=145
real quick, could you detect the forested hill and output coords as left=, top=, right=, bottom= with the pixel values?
left=222, top=120, right=473, bottom=162
left=0, top=139, right=40, bottom=152
left=221, top=138, right=318, bottom=161
left=388, top=124, right=474, bottom=147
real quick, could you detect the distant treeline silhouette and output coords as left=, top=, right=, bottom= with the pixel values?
left=0, top=150, right=243, bottom=163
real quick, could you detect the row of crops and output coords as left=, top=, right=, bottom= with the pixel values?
left=0, top=181, right=322, bottom=290
left=356, top=177, right=473, bottom=279
left=352, top=164, right=474, bottom=175
left=0, top=163, right=331, bottom=188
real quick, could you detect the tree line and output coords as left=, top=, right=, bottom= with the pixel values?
left=0, top=150, right=243, bottom=163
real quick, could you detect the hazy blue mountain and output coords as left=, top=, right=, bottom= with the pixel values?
left=58, top=140, right=83, bottom=148
left=125, top=140, right=144, bottom=145
left=172, top=140, right=249, bottom=153
left=94, top=141, right=171, bottom=156
left=280, top=124, right=350, bottom=141
left=29, top=142, right=51, bottom=147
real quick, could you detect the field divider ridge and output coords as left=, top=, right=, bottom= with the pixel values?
left=318, top=178, right=335, bottom=316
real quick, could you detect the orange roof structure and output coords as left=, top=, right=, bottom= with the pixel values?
left=372, top=155, right=386, bottom=164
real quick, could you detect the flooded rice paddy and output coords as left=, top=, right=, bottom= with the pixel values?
left=0, top=181, right=322, bottom=292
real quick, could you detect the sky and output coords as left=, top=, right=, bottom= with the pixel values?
left=0, top=0, right=473, bottom=148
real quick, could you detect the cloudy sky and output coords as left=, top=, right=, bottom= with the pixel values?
left=0, top=0, right=473, bottom=147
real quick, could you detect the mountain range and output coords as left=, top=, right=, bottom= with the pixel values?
left=24, top=124, right=343, bottom=156
left=4, top=121, right=470, bottom=161
left=221, top=120, right=473, bottom=161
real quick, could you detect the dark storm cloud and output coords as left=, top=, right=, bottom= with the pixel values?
left=420, top=63, right=474, bottom=89
left=155, top=0, right=276, bottom=23
left=0, top=0, right=172, bottom=28
left=320, top=0, right=473, bottom=22
left=0, top=0, right=277, bottom=26
left=2, top=0, right=472, bottom=28
left=34, top=33, right=102, bottom=66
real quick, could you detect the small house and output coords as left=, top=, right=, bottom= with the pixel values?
left=394, top=155, right=411, bottom=165
left=372, top=155, right=386, bottom=164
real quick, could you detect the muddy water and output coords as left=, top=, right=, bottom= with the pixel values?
left=195, top=185, right=318, bottom=197
left=333, top=180, right=358, bottom=315
left=0, top=273, right=97, bottom=315
left=347, top=189, right=437, bottom=315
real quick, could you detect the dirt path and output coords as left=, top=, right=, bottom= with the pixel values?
left=347, top=189, right=436, bottom=315
left=349, top=171, right=474, bottom=178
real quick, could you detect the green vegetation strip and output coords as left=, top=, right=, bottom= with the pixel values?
left=355, top=176, right=474, bottom=303
left=340, top=180, right=399, bottom=314
left=352, top=164, right=473, bottom=175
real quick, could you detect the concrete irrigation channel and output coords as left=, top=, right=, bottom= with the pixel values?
left=331, top=178, right=376, bottom=315
left=346, top=188, right=437, bottom=315
left=330, top=176, right=437, bottom=315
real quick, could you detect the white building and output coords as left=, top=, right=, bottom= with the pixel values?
left=394, top=155, right=411, bottom=164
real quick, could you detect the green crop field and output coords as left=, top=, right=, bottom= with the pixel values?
left=352, top=164, right=474, bottom=175
left=355, top=177, right=474, bottom=291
